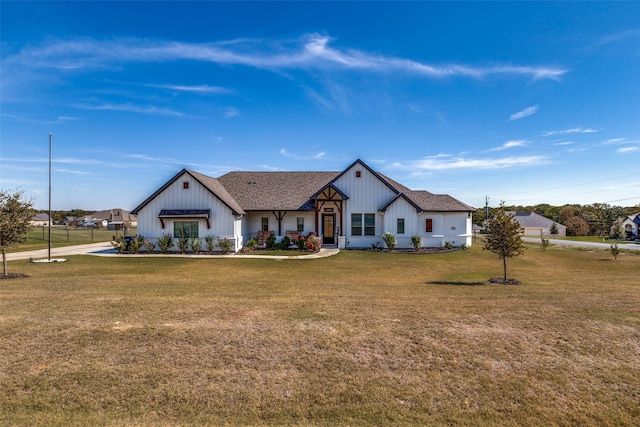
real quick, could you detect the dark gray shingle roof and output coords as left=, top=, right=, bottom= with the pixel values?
left=217, top=171, right=339, bottom=211
left=507, top=211, right=566, bottom=229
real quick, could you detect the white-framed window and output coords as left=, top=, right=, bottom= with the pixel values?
left=174, top=221, right=198, bottom=238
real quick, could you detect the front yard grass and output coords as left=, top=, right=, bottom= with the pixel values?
left=1, top=244, right=638, bottom=426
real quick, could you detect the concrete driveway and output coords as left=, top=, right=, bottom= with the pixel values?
left=5, top=242, right=114, bottom=261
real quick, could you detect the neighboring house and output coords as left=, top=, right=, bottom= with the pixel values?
left=507, top=211, right=567, bottom=237
left=611, top=212, right=640, bottom=239
left=91, top=209, right=138, bottom=227
left=61, top=216, right=79, bottom=226
left=30, top=213, right=51, bottom=226
left=132, top=159, right=475, bottom=252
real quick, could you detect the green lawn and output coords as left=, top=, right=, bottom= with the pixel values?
left=1, top=244, right=638, bottom=426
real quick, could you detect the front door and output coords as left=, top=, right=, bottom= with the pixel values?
left=322, top=214, right=335, bottom=245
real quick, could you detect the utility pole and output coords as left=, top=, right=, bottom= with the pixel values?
left=485, top=196, right=490, bottom=230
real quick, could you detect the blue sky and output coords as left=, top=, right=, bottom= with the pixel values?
left=1, top=1, right=639, bottom=211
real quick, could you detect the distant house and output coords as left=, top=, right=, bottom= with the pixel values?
left=132, top=159, right=475, bottom=252
left=611, top=212, right=640, bottom=239
left=91, top=209, right=138, bottom=228
left=507, top=211, right=567, bottom=237
left=61, top=216, right=79, bottom=226
left=30, top=213, right=51, bottom=227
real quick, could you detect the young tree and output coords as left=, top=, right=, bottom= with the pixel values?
left=549, top=222, right=559, bottom=236
left=483, top=205, right=524, bottom=281
left=0, top=189, right=35, bottom=276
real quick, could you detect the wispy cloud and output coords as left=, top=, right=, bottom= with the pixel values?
left=391, top=153, right=548, bottom=171
left=489, top=140, right=528, bottom=151
left=143, top=83, right=234, bottom=95
left=3, top=34, right=569, bottom=83
left=77, top=103, right=186, bottom=117
left=594, top=29, right=640, bottom=47
left=1, top=114, right=79, bottom=125
left=280, top=148, right=325, bottom=160
left=617, top=146, right=638, bottom=153
left=224, top=107, right=239, bottom=118
left=542, top=127, right=599, bottom=137
left=509, top=105, right=538, bottom=121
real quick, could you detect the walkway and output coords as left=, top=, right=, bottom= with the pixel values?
left=6, top=242, right=340, bottom=261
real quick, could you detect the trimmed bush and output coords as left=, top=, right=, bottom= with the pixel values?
left=411, top=235, right=421, bottom=250
left=157, top=233, right=174, bottom=253
left=382, top=232, right=397, bottom=250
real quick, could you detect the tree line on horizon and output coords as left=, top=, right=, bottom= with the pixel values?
left=473, top=203, right=639, bottom=236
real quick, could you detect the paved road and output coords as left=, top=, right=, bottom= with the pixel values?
left=523, top=237, right=640, bottom=251
left=6, top=242, right=340, bottom=261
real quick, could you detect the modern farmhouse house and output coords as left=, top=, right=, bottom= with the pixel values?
left=131, top=159, right=475, bottom=252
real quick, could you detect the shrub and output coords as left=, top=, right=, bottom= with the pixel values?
left=217, top=237, right=234, bottom=254
left=294, top=235, right=307, bottom=250
left=190, top=237, right=203, bottom=254
left=111, top=235, right=127, bottom=253
left=444, top=241, right=454, bottom=250
left=143, top=238, right=156, bottom=253
left=265, top=233, right=276, bottom=250
left=382, top=232, right=397, bottom=250
left=460, top=243, right=468, bottom=250
left=278, top=236, right=292, bottom=250
left=205, top=235, right=215, bottom=253
left=157, top=233, right=174, bottom=253
left=305, top=232, right=321, bottom=252
left=411, top=235, right=421, bottom=250
left=177, top=234, right=189, bottom=253
left=129, top=235, right=144, bottom=253
left=245, top=239, right=258, bottom=250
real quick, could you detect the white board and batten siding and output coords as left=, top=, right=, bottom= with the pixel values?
left=333, top=164, right=396, bottom=247
left=382, top=197, right=472, bottom=248
left=136, top=172, right=238, bottom=245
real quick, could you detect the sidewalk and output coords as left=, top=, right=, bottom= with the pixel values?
left=6, top=242, right=340, bottom=261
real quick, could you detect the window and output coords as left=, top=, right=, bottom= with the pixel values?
left=397, top=218, right=405, bottom=234
left=356, top=171, right=361, bottom=178
left=364, top=214, right=375, bottom=236
left=183, top=181, right=189, bottom=189
left=297, top=217, right=304, bottom=232
left=261, top=217, right=269, bottom=231
left=351, top=214, right=362, bottom=236
left=425, top=218, right=433, bottom=233
left=174, top=221, right=198, bottom=238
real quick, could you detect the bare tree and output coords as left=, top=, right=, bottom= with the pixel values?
left=483, top=205, right=524, bottom=281
left=0, top=189, right=34, bottom=276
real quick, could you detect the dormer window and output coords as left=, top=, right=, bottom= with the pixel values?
left=183, top=182, right=189, bottom=189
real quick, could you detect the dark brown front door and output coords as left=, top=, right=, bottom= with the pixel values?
left=322, top=214, right=335, bottom=245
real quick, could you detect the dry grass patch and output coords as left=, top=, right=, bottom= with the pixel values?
left=1, top=245, right=639, bottom=426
